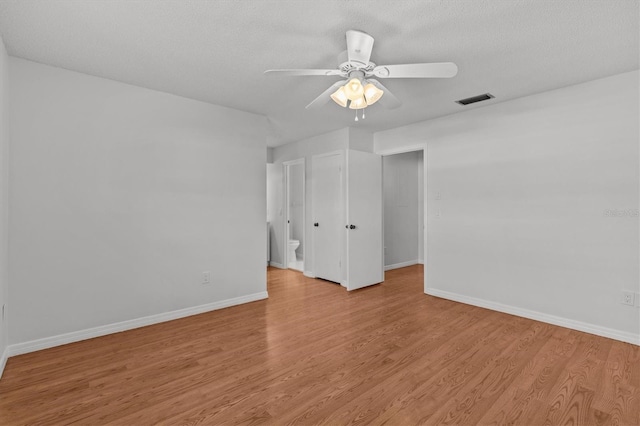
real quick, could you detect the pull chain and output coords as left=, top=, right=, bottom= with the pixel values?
left=354, top=109, right=366, bottom=122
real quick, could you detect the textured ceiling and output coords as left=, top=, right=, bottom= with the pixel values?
left=0, top=0, right=638, bottom=147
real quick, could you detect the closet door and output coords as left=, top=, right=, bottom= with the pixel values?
left=312, top=152, right=343, bottom=283
left=346, top=150, right=383, bottom=290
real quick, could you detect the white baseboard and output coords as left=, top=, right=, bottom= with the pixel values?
left=425, top=288, right=640, bottom=346
left=384, top=260, right=419, bottom=271
left=303, top=271, right=315, bottom=278
left=269, top=261, right=285, bottom=269
left=7, top=291, right=269, bottom=357
left=0, top=345, right=8, bottom=378
left=418, top=259, right=424, bottom=265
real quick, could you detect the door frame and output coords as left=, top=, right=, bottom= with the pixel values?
left=377, top=145, right=428, bottom=293
left=283, top=158, right=305, bottom=271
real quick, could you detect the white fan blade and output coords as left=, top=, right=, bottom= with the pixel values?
left=367, top=79, right=401, bottom=109
left=264, top=69, right=344, bottom=76
left=306, top=81, right=346, bottom=109
left=346, top=30, right=374, bottom=65
left=336, top=50, right=348, bottom=65
left=372, top=62, right=458, bottom=78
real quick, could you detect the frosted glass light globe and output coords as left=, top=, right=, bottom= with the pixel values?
left=349, top=96, right=367, bottom=110
left=330, top=86, right=348, bottom=107
left=344, top=78, right=364, bottom=101
left=363, top=83, right=384, bottom=105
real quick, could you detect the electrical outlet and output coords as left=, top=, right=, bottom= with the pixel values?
left=621, top=291, right=635, bottom=306
left=202, top=271, right=211, bottom=285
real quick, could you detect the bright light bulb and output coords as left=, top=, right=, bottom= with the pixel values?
left=330, top=86, right=348, bottom=108
left=363, top=83, right=384, bottom=106
left=349, top=96, right=367, bottom=110
left=344, top=78, right=364, bottom=101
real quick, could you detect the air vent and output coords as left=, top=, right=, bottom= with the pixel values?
left=455, top=93, right=494, bottom=106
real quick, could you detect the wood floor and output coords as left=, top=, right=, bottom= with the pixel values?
left=0, top=265, right=638, bottom=425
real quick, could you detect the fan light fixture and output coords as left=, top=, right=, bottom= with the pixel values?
left=331, top=78, right=384, bottom=113
left=265, top=29, right=460, bottom=117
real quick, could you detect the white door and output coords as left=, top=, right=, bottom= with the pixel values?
left=312, top=152, right=343, bottom=283
left=346, top=150, right=383, bottom=290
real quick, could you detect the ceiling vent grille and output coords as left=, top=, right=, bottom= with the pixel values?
left=455, top=93, right=494, bottom=106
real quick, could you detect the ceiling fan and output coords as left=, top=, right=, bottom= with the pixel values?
left=264, top=30, right=458, bottom=117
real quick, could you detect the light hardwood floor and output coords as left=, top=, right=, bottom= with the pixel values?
left=0, top=265, right=638, bottom=425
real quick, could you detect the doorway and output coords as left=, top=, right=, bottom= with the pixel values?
left=284, top=159, right=305, bottom=271
left=382, top=149, right=425, bottom=276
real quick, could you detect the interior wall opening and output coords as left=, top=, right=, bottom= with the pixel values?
left=382, top=149, right=424, bottom=281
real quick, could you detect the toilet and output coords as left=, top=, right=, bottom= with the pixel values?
left=288, top=240, right=300, bottom=265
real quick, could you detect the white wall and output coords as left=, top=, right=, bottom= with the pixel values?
left=266, top=163, right=282, bottom=266
left=383, top=151, right=421, bottom=269
left=348, top=127, right=375, bottom=153
left=289, top=163, right=304, bottom=258
left=418, top=153, right=424, bottom=263
left=9, top=58, right=267, bottom=346
left=0, top=35, right=10, bottom=372
left=375, top=70, right=640, bottom=343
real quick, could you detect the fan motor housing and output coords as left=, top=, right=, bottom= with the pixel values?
left=339, top=61, right=376, bottom=76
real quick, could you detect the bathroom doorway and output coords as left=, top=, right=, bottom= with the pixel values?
left=284, top=159, right=305, bottom=271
